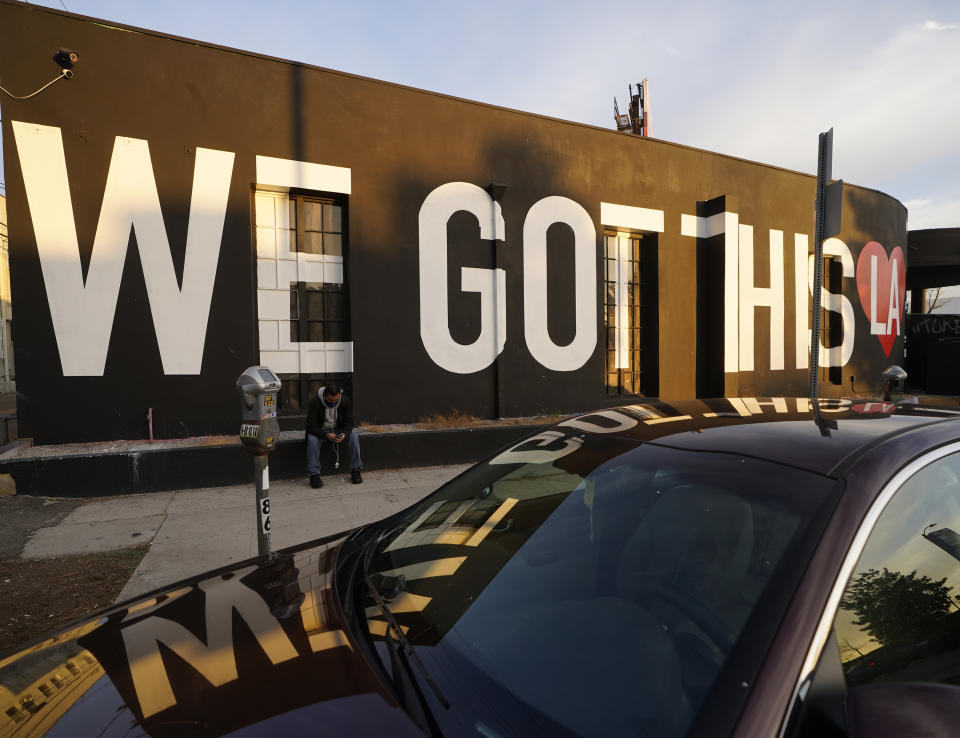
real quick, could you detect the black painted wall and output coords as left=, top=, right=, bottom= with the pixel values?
left=0, top=2, right=908, bottom=444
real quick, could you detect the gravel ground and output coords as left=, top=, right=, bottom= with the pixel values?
left=0, top=547, right=148, bottom=653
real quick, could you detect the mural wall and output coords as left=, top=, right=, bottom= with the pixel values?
left=0, top=2, right=907, bottom=443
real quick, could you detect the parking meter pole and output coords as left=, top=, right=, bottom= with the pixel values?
left=254, top=454, right=272, bottom=557
left=237, top=365, right=281, bottom=559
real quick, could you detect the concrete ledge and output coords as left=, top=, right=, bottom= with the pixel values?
left=0, top=424, right=545, bottom=497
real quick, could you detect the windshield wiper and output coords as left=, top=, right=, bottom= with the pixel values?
left=360, top=526, right=450, bottom=732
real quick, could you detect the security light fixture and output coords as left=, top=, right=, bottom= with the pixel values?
left=53, top=48, right=79, bottom=70
left=0, top=47, right=79, bottom=99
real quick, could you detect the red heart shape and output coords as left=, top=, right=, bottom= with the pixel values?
left=855, top=241, right=905, bottom=357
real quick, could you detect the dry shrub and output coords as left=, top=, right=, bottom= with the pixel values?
left=357, top=411, right=571, bottom=434
left=414, top=409, right=486, bottom=430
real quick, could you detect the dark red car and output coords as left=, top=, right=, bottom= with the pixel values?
left=4, top=397, right=960, bottom=737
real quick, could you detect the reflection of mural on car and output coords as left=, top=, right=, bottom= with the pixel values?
left=488, top=398, right=858, bottom=468
left=119, top=564, right=299, bottom=717
left=0, top=621, right=104, bottom=734
left=76, top=536, right=393, bottom=732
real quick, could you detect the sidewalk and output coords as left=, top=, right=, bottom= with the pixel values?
left=12, top=463, right=469, bottom=603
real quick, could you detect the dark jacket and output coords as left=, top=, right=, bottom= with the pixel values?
left=306, top=390, right=354, bottom=439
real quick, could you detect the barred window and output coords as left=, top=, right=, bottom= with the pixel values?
left=254, top=189, right=351, bottom=414
left=604, top=232, right=655, bottom=396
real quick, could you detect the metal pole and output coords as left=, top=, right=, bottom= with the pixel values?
left=810, top=130, right=830, bottom=403
left=493, top=203, right=502, bottom=419
left=254, top=454, right=272, bottom=557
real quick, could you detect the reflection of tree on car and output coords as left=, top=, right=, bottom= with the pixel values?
left=840, top=567, right=954, bottom=650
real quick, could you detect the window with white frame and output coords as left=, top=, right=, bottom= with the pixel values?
left=255, top=190, right=352, bottom=412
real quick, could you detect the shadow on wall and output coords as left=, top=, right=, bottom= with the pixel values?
left=352, top=128, right=586, bottom=424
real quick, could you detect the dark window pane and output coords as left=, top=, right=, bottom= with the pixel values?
left=282, top=379, right=300, bottom=411
left=306, top=380, right=323, bottom=401
left=324, top=233, right=343, bottom=256
left=303, top=201, right=322, bottom=231
left=302, top=232, right=323, bottom=255
left=606, top=306, right=617, bottom=326
left=288, top=200, right=297, bottom=230
left=330, top=205, right=343, bottom=233
left=325, top=321, right=348, bottom=342
left=306, top=291, right=325, bottom=320
left=289, top=289, right=299, bottom=320
left=289, top=321, right=300, bottom=343
left=325, top=292, right=345, bottom=320
left=307, top=321, right=324, bottom=341
left=606, top=327, right=617, bottom=348
left=606, top=351, right=617, bottom=371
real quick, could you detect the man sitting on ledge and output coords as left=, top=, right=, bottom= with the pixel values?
left=306, top=383, right=363, bottom=487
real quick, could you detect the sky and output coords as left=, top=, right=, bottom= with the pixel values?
left=1, top=0, right=959, bottom=231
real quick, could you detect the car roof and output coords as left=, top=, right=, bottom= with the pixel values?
left=572, top=398, right=960, bottom=477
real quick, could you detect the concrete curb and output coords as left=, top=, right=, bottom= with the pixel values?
left=0, top=424, right=546, bottom=497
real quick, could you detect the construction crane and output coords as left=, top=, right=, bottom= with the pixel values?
left=614, top=79, right=651, bottom=137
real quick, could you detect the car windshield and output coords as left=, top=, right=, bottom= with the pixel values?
left=359, top=429, right=838, bottom=737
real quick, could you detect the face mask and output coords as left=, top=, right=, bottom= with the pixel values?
left=324, top=398, right=339, bottom=408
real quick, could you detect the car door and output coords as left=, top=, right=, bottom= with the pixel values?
left=787, top=443, right=960, bottom=737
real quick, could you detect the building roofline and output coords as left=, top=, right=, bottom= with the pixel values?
left=0, top=0, right=905, bottom=211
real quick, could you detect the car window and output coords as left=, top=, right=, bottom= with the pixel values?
left=833, top=451, right=960, bottom=687
left=366, top=436, right=837, bottom=738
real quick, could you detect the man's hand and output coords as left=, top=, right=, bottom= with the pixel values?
left=325, top=432, right=337, bottom=442
left=335, top=433, right=346, bottom=443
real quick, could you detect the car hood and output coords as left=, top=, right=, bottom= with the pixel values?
left=0, top=533, right=423, bottom=737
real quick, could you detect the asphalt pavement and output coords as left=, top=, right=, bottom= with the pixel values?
left=2, top=463, right=469, bottom=603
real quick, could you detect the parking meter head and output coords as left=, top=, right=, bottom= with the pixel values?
left=236, top=366, right=281, bottom=454
left=882, top=364, right=907, bottom=402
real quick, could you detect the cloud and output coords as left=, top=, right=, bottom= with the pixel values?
left=660, top=11, right=960, bottom=205
left=658, top=41, right=680, bottom=57
left=924, top=20, right=958, bottom=31
left=905, top=196, right=960, bottom=230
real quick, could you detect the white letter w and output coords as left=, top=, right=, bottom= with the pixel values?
left=12, top=121, right=234, bottom=375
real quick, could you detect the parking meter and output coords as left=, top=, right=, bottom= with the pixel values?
left=236, top=366, right=281, bottom=557
left=237, top=366, right=281, bottom=454
left=882, top=365, right=907, bottom=402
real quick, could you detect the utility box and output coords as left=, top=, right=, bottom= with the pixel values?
left=236, top=366, right=281, bottom=455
